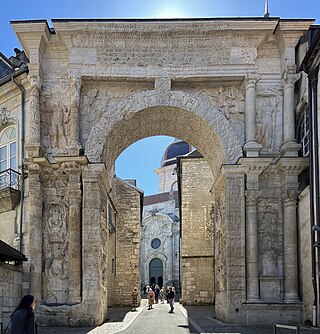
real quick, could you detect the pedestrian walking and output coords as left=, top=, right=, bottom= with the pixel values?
left=131, top=287, right=140, bottom=311
left=10, top=295, right=37, bottom=334
left=166, top=286, right=170, bottom=303
left=154, top=284, right=160, bottom=303
left=147, top=288, right=155, bottom=310
left=167, top=287, right=175, bottom=313
left=160, top=287, right=166, bottom=304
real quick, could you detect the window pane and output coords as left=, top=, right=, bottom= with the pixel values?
left=0, top=146, right=7, bottom=161
left=10, top=142, right=16, bottom=157
left=0, top=161, right=7, bottom=171
left=10, top=127, right=16, bottom=139
left=10, top=157, right=16, bottom=170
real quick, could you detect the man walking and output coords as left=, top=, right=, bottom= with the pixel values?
left=167, top=287, right=175, bottom=313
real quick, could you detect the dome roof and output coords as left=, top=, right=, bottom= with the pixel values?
left=161, top=140, right=193, bottom=167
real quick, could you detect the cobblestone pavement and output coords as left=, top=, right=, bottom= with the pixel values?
left=37, top=299, right=320, bottom=334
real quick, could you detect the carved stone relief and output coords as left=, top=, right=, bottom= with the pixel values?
left=201, top=86, right=245, bottom=143
left=43, top=202, right=68, bottom=304
left=213, top=190, right=226, bottom=293
left=257, top=199, right=282, bottom=277
left=80, top=81, right=153, bottom=145
left=0, top=106, right=9, bottom=126
left=41, top=82, right=70, bottom=155
left=100, top=207, right=108, bottom=291
left=256, top=86, right=282, bottom=152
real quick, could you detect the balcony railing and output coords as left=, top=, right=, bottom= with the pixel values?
left=0, top=168, right=21, bottom=191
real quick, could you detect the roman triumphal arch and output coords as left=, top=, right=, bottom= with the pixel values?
left=10, top=18, right=313, bottom=325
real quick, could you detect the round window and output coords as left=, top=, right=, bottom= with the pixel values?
left=151, top=238, right=161, bottom=249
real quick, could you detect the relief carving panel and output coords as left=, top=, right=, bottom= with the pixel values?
left=257, top=199, right=282, bottom=277
left=41, top=82, right=70, bottom=155
left=256, top=86, right=282, bottom=153
left=43, top=202, right=68, bottom=304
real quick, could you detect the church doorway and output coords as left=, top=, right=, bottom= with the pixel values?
left=149, top=258, right=163, bottom=287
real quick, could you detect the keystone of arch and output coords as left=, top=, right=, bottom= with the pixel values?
left=85, top=90, right=243, bottom=164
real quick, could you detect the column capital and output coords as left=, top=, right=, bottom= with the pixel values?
left=283, top=71, right=301, bottom=90
left=28, top=74, right=41, bottom=90
left=245, top=73, right=260, bottom=89
left=282, top=190, right=298, bottom=206
left=245, top=190, right=262, bottom=206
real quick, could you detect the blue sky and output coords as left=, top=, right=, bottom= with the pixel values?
left=1, top=0, right=319, bottom=195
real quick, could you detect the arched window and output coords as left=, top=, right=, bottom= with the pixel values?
left=0, top=125, right=17, bottom=172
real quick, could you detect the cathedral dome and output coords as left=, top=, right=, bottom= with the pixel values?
left=161, top=140, right=193, bottom=167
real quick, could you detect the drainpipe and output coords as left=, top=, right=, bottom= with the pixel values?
left=312, top=72, right=320, bottom=327
left=308, top=76, right=317, bottom=326
left=11, top=75, right=25, bottom=253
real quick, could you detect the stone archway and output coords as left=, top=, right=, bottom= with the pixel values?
left=85, top=89, right=243, bottom=175
left=82, top=89, right=246, bottom=323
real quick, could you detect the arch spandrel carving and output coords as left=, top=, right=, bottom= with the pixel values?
left=85, top=90, right=243, bottom=174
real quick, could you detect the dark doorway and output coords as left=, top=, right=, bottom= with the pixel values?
left=149, top=258, right=163, bottom=287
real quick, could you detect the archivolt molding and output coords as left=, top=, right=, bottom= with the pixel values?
left=85, top=90, right=243, bottom=169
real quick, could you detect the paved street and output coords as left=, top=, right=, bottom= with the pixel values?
left=38, top=299, right=320, bottom=334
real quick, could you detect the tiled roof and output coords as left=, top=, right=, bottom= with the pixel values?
left=0, top=57, right=13, bottom=80
left=144, top=191, right=179, bottom=206
left=0, top=240, right=28, bottom=262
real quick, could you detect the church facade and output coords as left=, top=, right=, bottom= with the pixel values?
left=0, top=17, right=319, bottom=327
left=141, top=140, right=192, bottom=291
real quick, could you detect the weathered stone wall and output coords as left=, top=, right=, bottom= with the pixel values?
left=0, top=210, right=17, bottom=245
left=111, top=178, right=141, bottom=305
left=180, top=158, right=214, bottom=305
left=107, top=206, right=117, bottom=307
left=298, top=187, right=313, bottom=324
left=0, top=263, right=23, bottom=330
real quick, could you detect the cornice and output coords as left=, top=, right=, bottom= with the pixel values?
left=238, top=157, right=273, bottom=174
left=275, top=156, right=309, bottom=174
left=52, top=18, right=280, bottom=33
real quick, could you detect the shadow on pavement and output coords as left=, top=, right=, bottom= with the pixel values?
left=106, top=306, right=133, bottom=323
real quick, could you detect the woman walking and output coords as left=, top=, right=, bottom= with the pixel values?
left=147, top=288, right=155, bottom=310
left=131, top=287, right=140, bottom=311
left=11, top=295, right=37, bottom=334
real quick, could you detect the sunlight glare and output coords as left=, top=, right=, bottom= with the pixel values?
left=155, top=7, right=188, bottom=18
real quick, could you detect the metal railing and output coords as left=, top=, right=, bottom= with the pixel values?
left=0, top=168, right=21, bottom=191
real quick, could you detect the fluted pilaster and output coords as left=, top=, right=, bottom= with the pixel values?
left=68, top=76, right=83, bottom=155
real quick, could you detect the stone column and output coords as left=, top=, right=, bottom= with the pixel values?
left=282, top=189, right=299, bottom=302
left=245, top=189, right=261, bottom=302
left=68, top=76, right=83, bottom=156
left=82, top=164, right=105, bottom=324
left=280, top=68, right=301, bottom=156
left=62, top=161, right=82, bottom=303
left=27, top=75, right=41, bottom=158
left=244, top=74, right=262, bottom=157
left=27, top=162, right=43, bottom=299
left=217, top=165, right=246, bottom=323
